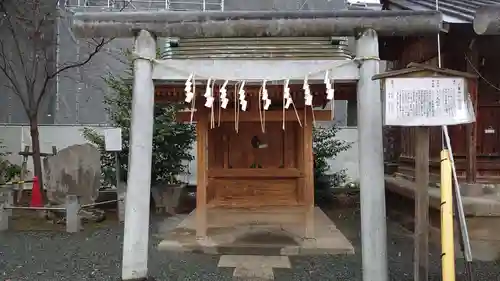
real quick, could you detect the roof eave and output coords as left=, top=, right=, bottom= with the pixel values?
left=386, top=2, right=470, bottom=24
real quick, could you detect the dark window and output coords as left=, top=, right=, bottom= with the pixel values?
left=346, top=100, right=357, bottom=127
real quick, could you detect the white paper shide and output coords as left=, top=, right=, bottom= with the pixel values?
left=383, top=77, right=475, bottom=126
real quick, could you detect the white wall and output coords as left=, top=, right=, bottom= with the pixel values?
left=326, top=127, right=359, bottom=183
left=0, top=126, right=22, bottom=165
left=1, top=125, right=360, bottom=187
left=0, top=125, right=113, bottom=180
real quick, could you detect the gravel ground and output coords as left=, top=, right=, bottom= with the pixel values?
left=1, top=207, right=499, bottom=281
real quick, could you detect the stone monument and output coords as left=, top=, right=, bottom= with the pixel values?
left=43, top=143, right=104, bottom=222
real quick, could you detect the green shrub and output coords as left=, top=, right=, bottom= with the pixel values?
left=313, top=125, right=351, bottom=190
left=83, top=51, right=195, bottom=187
left=0, top=139, right=22, bottom=184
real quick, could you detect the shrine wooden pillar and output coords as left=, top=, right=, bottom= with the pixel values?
left=297, top=118, right=305, bottom=204
left=303, top=108, right=315, bottom=238
left=196, top=113, right=208, bottom=239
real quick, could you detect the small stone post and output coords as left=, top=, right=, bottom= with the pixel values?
left=66, top=195, right=81, bottom=233
left=117, top=182, right=126, bottom=222
left=0, top=190, right=13, bottom=231
left=6, top=189, right=13, bottom=216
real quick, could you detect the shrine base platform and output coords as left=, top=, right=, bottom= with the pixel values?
left=156, top=206, right=354, bottom=256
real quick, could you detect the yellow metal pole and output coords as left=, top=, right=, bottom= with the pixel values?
left=440, top=149, right=455, bottom=281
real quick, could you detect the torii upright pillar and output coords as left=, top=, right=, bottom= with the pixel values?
left=121, top=29, right=157, bottom=281
left=356, top=29, right=388, bottom=281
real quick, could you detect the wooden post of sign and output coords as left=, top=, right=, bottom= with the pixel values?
left=414, top=126, right=430, bottom=281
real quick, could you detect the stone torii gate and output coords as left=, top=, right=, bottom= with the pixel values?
left=71, top=10, right=442, bottom=281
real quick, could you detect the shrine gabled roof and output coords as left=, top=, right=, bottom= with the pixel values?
left=161, top=37, right=353, bottom=60
left=383, top=0, right=500, bottom=23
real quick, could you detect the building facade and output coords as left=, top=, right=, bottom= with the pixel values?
left=0, top=0, right=377, bottom=126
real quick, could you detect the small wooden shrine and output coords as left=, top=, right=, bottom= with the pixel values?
left=156, top=80, right=336, bottom=237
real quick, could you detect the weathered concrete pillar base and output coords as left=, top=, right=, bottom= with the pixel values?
left=166, top=184, right=185, bottom=214
left=150, top=184, right=186, bottom=214
left=66, top=195, right=81, bottom=233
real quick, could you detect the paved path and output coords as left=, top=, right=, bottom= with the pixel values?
left=218, top=255, right=291, bottom=280
left=1, top=208, right=499, bottom=281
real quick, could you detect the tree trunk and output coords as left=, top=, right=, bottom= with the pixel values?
left=29, top=117, right=46, bottom=204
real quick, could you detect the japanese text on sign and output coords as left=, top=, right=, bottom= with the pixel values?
left=384, top=77, right=475, bottom=126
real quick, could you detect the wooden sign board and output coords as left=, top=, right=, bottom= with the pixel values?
left=383, top=77, right=475, bottom=126
left=104, top=128, right=122, bottom=152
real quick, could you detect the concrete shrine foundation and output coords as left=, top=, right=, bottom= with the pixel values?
left=157, top=206, right=354, bottom=256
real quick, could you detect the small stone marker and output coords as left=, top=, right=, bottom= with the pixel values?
left=0, top=190, right=13, bottom=231
left=218, top=255, right=291, bottom=280
left=117, top=182, right=126, bottom=222
left=66, top=195, right=81, bottom=233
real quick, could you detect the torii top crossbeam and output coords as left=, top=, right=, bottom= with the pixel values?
left=71, top=10, right=442, bottom=38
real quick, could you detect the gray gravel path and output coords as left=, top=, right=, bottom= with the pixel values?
left=1, top=209, right=499, bottom=281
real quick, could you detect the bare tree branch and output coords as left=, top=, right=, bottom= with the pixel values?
left=49, top=38, right=111, bottom=80
left=0, top=0, right=122, bottom=203
left=0, top=0, right=115, bottom=117
left=2, top=3, right=32, bottom=97
left=35, top=37, right=111, bottom=110
left=0, top=39, right=29, bottom=113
